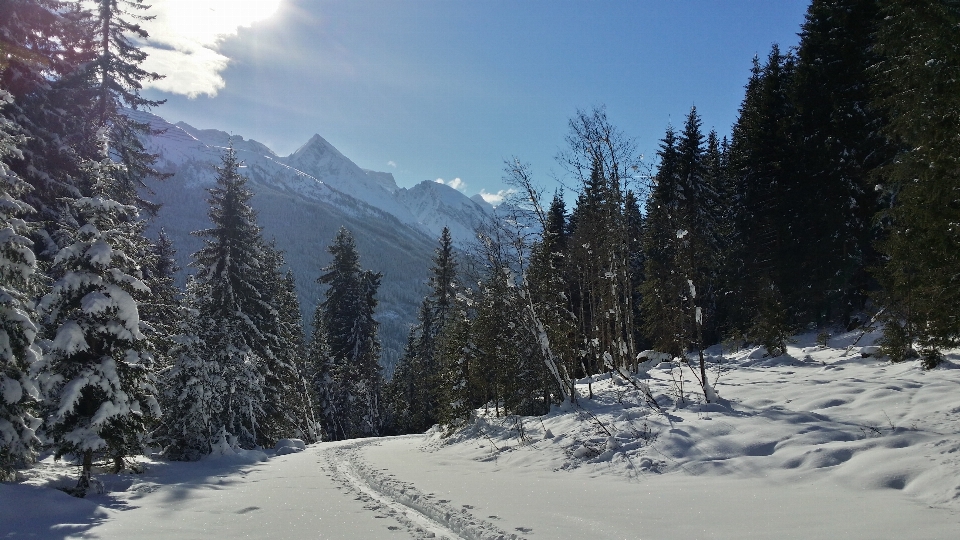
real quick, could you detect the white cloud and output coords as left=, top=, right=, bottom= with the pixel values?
left=140, top=0, right=283, bottom=98
left=434, top=177, right=466, bottom=191
left=387, top=161, right=397, bottom=168
left=479, top=189, right=515, bottom=206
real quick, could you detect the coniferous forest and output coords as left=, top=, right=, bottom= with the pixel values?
left=1, top=0, right=958, bottom=501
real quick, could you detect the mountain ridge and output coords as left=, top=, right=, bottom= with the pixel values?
left=134, top=110, right=496, bottom=373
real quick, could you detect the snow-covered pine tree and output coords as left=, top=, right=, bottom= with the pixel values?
left=190, top=146, right=269, bottom=449
left=0, top=91, right=42, bottom=480
left=39, top=164, right=160, bottom=494
left=526, top=193, right=578, bottom=397
left=261, top=244, right=316, bottom=443
left=307, top=302, right=339, bottom=440
left=316, top=227, right=384, bottom=440
left=139, top=228, right=179, bottom=371
left=75, top=0, right=167, bottom=213
left=157, top=278, right=223, bottom=461
left=641, top=126, right=685, bottom=356
left=436, top=289, right=474, bottom=428
left=563, top=108, right=638, bottom=382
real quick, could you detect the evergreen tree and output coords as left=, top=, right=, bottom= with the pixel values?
left=527, top=192, right=578, bottom=395
left=261, top=245, right=316, bottom=442
left=316, top=227, right=384, bottom=440
left=39, top=183, right=160, bottom=493
left=436, top=290, right=475, bottom=428
left=641, top=126, right=685, bottom=356
left=387, top=227, right=459, bottom=434
left=72, top=0, right=166, bottom=212
left=726, top=47, right=798, bottom=354
left=872, top=0, right=960, bottom=366
left=0, top=0, right=82, bottom=99
left=190, top=146, right=270, bottom=448
left=140, top=228, right=179, bottom=370
left=792, top=0, right=888, bottom=325
left=157, top=279, right=223, bottom=461
left=0, top=92, right=42, bottom=480
left=623, top=190, right=647, bottom=353
left=564, top=108, right=638, bottom=385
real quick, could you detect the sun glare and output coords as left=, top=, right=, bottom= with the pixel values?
left=164, top=0, right=282, bottom=44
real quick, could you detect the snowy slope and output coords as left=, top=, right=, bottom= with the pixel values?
left=396, top=181, right=492, bottom=245
left=134, top=109, right=493, bottom=246
left=130, top=110, right=440, bottom=371
left=4, top=328, right=959, bottom=539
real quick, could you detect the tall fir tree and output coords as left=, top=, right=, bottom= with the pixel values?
left=157, top=279, right=223, bottom=461
left=792, top=0, right=888, bottom=325
left=190, top=146, right=270, bottom=449
left=316, top=227, right=384, bottom=440
left=726, top=47, right=798, bottom=354
left=564, top=108, right=637, bottom=385
left=387, top=227, right=458, bottom=434
left=0, top=91, right=42, bottom=480
left=641, top=126, right=685, bottom=356
left=872, top=0, right=960, bottom=366
left=39, top=182, right=160, bottom=493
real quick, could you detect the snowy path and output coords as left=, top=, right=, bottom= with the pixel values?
left=324, top=440, right=525, bottom=540
left=1, top=440, right=525, bottom=540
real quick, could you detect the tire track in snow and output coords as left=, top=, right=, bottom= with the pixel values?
left=321, top=441, right=526, bottom=540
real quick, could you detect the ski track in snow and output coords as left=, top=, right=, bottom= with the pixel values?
left=322, top=442, right=526, bottom=540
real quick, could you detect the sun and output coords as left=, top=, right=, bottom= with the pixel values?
left=163, top=0, right=283, bottom=45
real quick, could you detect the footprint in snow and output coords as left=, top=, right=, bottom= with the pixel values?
left=236, top=506, right=260, bottom=514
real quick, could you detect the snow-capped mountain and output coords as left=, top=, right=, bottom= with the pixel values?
left=396, top=180, right=492, bottom=246
left=133, top=110, right=496, bottom=372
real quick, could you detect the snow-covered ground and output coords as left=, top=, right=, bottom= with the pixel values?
left=3, top=329, right=959, bottom=539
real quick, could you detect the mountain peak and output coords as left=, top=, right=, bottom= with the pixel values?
left=290, top=133, right=342, bottom=159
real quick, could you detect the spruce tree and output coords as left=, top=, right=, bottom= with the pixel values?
left=872, top=0, right=960, bottom=366
left=387, top=227, right=458, bottom=434
left=792, top=0, right=888, bottom=325
left=316, top=227, right=384, bottom=440
left=641, top=126, right=685, bottom=356
left=0, top=92, right=42, bottom=480
left=564, top=109, right=638, bottom=383
left=157, top=279, right=223, bottom=460
left=726, top=47, right=798, bottom=355
left=190, top=146, right=269, bottom=448
left=75, top=0, right=166, bottom=212
left=39, top=180, right=160, bottom=493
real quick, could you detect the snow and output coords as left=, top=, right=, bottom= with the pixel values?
left=129, top=108, right=493, bottom=246
left=49, top=320, right=89, bottom=355
left=0, top=374, right=22, bottom=404
left=3, top=328, right=960, bottom=538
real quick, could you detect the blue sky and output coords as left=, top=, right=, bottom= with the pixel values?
left=144, top=0, right=810, bottom=202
